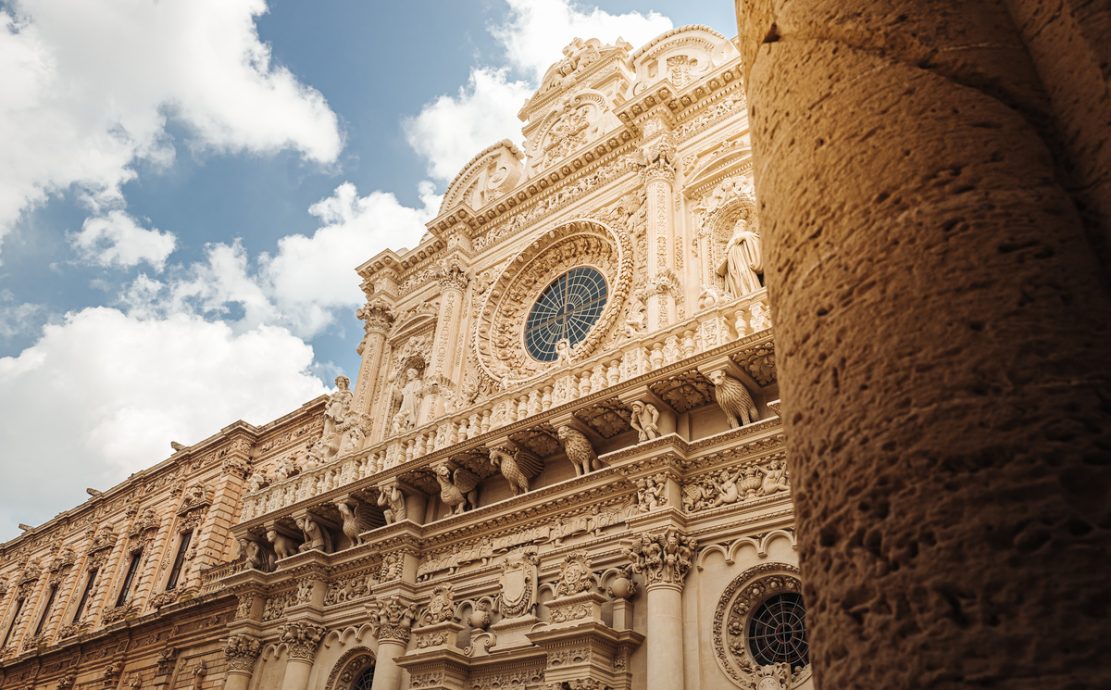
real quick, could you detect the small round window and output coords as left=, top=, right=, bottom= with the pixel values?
left=747, top=592, right=809, bottom=668
left=352, top=667, right=374, bottom=690
left=524, top=266, right=608, bottom=362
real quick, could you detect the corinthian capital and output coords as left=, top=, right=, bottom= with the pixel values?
left=357, top=299, right=395, bottom=335
left=279, top=621, right=326, bottom=661
left=624, top=527, right=697, bottom=590
left=434, top=259, right=469, bottom=292
left=224, top=633, right=262, bottom=672
left=368, top=595, right=417, bottom=643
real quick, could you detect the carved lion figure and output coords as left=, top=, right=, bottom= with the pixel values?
left=556, top=425, right=601, bottom=475
left=707, top=369, right=759, bottom=428
left=266, top=528, right=299, bottom=560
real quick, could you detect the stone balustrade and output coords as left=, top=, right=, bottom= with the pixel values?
left=239, top=290, right=771, bottom=524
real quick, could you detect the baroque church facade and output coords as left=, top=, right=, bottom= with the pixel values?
left=0, top=26, right=809, bottom=690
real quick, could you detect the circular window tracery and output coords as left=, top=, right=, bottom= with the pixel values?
left=747, top=592, right=809, bottom=668
left=352, top=667, right=374, bottom=690
left=713, top=564, right=811, bottom=688
left=524, top=266, right=608, bottom=361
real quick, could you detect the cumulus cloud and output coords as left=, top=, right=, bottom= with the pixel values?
left=0, top=0, right=342, bottom=246
left=404, top=69, right=533, bottom=182
left=0, top=290, right=43, bottom=341
left=404, top=0, right=673, bottom=183
left=0, top=307, right=328, bottom=538
left=71, top=210, right=177, bottom=271
left=120, top=182, right=440, bottom=339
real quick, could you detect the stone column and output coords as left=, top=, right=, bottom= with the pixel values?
left=734, top=1, right=1111, bottom=688
left=223, top=633, right=262, bottom=690
left=354, top=299, right=395, bottom=415
left=640, top=124, right=680, bottom=331
left=368, top=596, right=416, bottom=690
left=423, top=260, right=469, bottom=422
left=278, top=621, right=325, bottom=690
left=627, top=528, right=696, bottom=690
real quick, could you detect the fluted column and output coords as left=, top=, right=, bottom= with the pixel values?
left=422, top=261, right=469, bottom=422
left=223, top=633, right=262, bottom=690
left=627, top=528, right=697, bottom=690
left=734, top=1, right=1111, bottom=687
left=279, top=621, right=325, bottom=690
left=640, top=126, right=680, bottom=331
left=354, top=299, right=395, bottom=415
left=368, top=596, right=416, bottom=690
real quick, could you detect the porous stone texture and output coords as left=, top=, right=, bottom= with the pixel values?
left=735, top=0, right=1111, bottom=687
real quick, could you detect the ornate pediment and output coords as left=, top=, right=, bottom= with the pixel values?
left=440, top=140, right=524, bottom=215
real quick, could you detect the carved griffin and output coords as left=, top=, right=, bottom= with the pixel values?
left=708, top=369, right=759, bottom=428
left=556, top=425, right=601, bottom=475
left=488, top=446, right=543, bottom=495
left=434, top=463, right=481, bottom=515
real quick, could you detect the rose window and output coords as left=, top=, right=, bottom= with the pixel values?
left=747, top=592, right=809, bottom=668
left=524, top=266, right=608, bottom=361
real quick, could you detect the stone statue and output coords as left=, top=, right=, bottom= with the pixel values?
left=636, top=476, right=666, bottom=512
left=335, top=501, right=364, bottom=546
left=708, top=369, right=759, bottom=428
left=556, top=425, right=601, bottom=475
left=629, top=401, right=661, bottom=442
left=391, top=367, right=425, bottom=434
left=717, top=215, right=763, bottom=297
left=266, top=528, right=298, bottom=560
left=297, top=515, right=332, bottom=553
left=377, top=480, right=407, bottom=524
left=761, top=459, right=790, bottom=495
left=322, top=375, right=353, bottom=443
left=488, top=446, right=541, bottom=496
left=433, top=463, right=480, bottom=515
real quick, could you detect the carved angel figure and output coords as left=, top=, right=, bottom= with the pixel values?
left=434, top=463, right=480, bottom=515
left=556, top=425, right=601, bottom=475
left=708, top=369, right=759, bottom=428
left=629, top=401, right=661, bottom=442
left=377, top=480, right=407, bottom=524
left=488, top=446, right=541, bottom=496
left=335, top=501, right=364, bottom=546
left=718, top=214, right=763, bottom=297
left=266, top=528, right=298, bottom=560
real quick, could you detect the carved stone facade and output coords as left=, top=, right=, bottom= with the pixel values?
left=0, top=25, right=810, bottom=690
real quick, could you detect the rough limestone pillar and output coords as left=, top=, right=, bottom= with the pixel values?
left=734, top=1, right=1111, bottom=687
left=368, top=597, right=415, bottom=690
left=278, top=622, right=325, bottom=690
left=423, top=261, right=469, bottom=422
left=628, top=528, right=695, bottom=690
left=223, top=633, right=262, bottom=690
left=354, top=300, right=395, bottom=415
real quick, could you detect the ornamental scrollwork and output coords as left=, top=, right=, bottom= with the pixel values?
left=554, top=551, right=594, bottom=597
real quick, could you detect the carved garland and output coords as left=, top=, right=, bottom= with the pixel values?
left=712, top=563, right=811, bottom=689
left=474, top=220, right=633, bottom=384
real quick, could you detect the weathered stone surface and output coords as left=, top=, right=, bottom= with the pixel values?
left=735, top=0, right=1111, bottom=687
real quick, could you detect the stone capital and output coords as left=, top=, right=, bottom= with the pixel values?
left=368, top=595, right=417, bottom=644
left=224, top=633, right=262, bottom=673
left=279, top=621, right=326, bottom=662
left=357, top=299, right=395, bottom=335
left=624, top=527, right=696, bottom=590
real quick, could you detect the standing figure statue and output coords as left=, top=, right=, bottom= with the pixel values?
left=717, top=213, right=763, bottom=298
left=391, top=367, right=425, bottom=434
left=629, top=401, right=661, bottom=442
left=322, top=375, right=353, bottom=442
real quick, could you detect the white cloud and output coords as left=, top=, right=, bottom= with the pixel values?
left=404, top=68, right=533, bottom=182
left=0, top=290, right=43, bottom=340
left=120, top=182, right=440, bottom=339
left=404, top=0, right=673, bottom=183
left=72, top=210, right=177, bottom=271
left=0, top=0, right=341, bottom=245
left=492, top=0, right=673, bottom=80
left=0, top=307, right=327, bottom=538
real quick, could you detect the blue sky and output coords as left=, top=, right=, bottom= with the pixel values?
left=0, top=0, right=737, bottom=539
